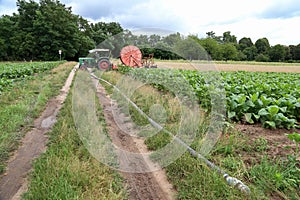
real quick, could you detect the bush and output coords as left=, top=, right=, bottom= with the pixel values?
left=255, top=54, right=269, bottom=62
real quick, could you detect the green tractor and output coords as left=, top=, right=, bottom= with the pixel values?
left=79, top=49, right=112, bottom=70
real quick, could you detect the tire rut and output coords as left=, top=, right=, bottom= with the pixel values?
left=0, top=64, right=78, bottom=200
left=92, top=77, right=175, bottom=200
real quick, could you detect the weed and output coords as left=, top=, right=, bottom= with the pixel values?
left=286, top=132, right=300, bottom=158
left=253, top=138, right=269, bottom=152
left=24, top=75, right=127, bottom=199
left=248, top=156, right=300, bottom=199
left=0, top=62, right=75, bottom=174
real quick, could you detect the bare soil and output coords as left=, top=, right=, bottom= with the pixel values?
left=0, top=64, right=78, bottom=200
left=234, top=123, right=300, bottom=164
left=156, top=61, right=300, bottom=72
left=92, top=77, right=176, bottom=200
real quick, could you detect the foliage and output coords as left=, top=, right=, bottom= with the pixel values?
left=102, top=70, right=300, bottom=199
left=269, top=44, right=286, bottom=62
left=255, top=38, right=271, bottom=55
left=238, top=37, right=253, bottom=51
left=249, top=156, right=300, bottom=199
left=286, top=132, right=300, bottom=157
left=255, top=53, right=270, bottom=62
left=222, top=31, right=237, bottom=44
left=219, top=43, right=239, bottom=61
left=125, top=68, right=300, bottom=129
left=0, top=0, right=99, bottom=61
left=242, top=46, right=258, bottom=60
left=174, top=37, right=208, bottom=60
left=115, top=64, right=132, bottom=74
left=198, top=38, right=219, bottom=59
left=0, top=1, right=300, bottom=62
left=0, top=62, right=63, bottom=93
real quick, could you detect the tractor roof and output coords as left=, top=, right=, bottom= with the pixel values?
left=89, top=49, right=110, bottom=53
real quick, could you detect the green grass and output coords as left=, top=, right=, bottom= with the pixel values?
left=0, top=62, right=75, bottom=173
left=23, top=71, right=127, bottom=199
left=100, top=70, right=300, bottom=200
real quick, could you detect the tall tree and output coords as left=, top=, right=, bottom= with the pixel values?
left=149, top=34, right=161, bottom=47
left=238, top=37, right=253, bottom=51
left=16, top=0, right=39, bottom=31
left=15, top=0, right=40, bottom=60
left=222, top=31, right=237, bottom=44
left=288, top=45, right=297, bottom=60
left=242, top=46, right=258, bottom=60
left=206, top=31, right=222, bottom=43
left=293, top=44, right=300, bottom=60
left=174, top=37, right=207, bottom=60
left=162, top=32, right=182, bottom=46
left=198, top=38, right=219, bottom=60
left=0, top=15, right=18, bottom=60
left=255, top=38, right=270, bottom=55
left=90, top=22, right=123, bottom=46
left=76, top=16, right=95, bottom=57
left=219, top=43, right=238, bottom=61
left=269, top=44, right=286, bottom=62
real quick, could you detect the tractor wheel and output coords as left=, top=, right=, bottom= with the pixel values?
left=79, top=64, right=87, bottom=70
left=98, top=59, right=111, bottom=70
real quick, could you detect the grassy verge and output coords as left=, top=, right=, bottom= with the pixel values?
left=100, top=70, right=300, bottom=200
left=23, top=72, right=127, bottom=199
left=0, top=62, right=75, bottom=173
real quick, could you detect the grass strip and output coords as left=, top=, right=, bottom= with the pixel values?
left=23, top=71, right=127, bottom=199
left=0, top=62, right=75, bottom=173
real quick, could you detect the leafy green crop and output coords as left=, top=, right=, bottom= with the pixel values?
left=0, top=62, right=62, bottom=94
left=122, top=68, right=299, bottom=129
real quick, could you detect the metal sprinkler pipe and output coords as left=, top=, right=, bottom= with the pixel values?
left=90, top=73, right=251, bottom=195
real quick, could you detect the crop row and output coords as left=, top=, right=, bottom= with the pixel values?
left=0, top=62, right=62, bottom=93
left=183, top=70, right=300, bottom=129
left=118, top=66, right=300, bottom=129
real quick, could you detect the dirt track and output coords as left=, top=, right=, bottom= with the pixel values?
left=92, top=76, right=175, bottom=200
left=0, top=64, right=78, bottom=200
left=0, top=64, right=175, bottom=200
left=156, top=61, right=300, bottom=72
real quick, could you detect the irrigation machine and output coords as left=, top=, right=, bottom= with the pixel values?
left=78, top=45, right=157, bottom=70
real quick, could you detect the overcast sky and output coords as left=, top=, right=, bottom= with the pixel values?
left=1, top=0, right=300, bottom=45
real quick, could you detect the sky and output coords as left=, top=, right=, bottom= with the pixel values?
left=0, top=0, right=300, bottom=46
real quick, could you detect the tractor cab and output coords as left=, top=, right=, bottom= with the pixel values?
left=78, top=49, right=113, bottom=70
left=89, top=49, right=112, bottom=70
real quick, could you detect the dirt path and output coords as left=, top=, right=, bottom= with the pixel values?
left=0, top=64, right=78, bottom=200
left=156, top=61, right=300, bottom=72
left=92, top=77, right=176, bottom=200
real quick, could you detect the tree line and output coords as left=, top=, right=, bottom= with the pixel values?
left=134, top=31, right=300, bottom=62
left=1, top=0, right=300, bottom=62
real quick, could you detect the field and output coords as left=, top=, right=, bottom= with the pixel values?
left=0, top=61, right=299, bottom=200
left=155, top=60, right=300, bottom=72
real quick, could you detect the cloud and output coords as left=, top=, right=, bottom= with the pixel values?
left=67, top=0, right=143, bottom=20
left=67, top=0, right=184, bottom=32
left=0, top=0, right=300, bottom=45
left=199, top=16, right=300, bottom=45
left=259, top=0, right=300, bottom=19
